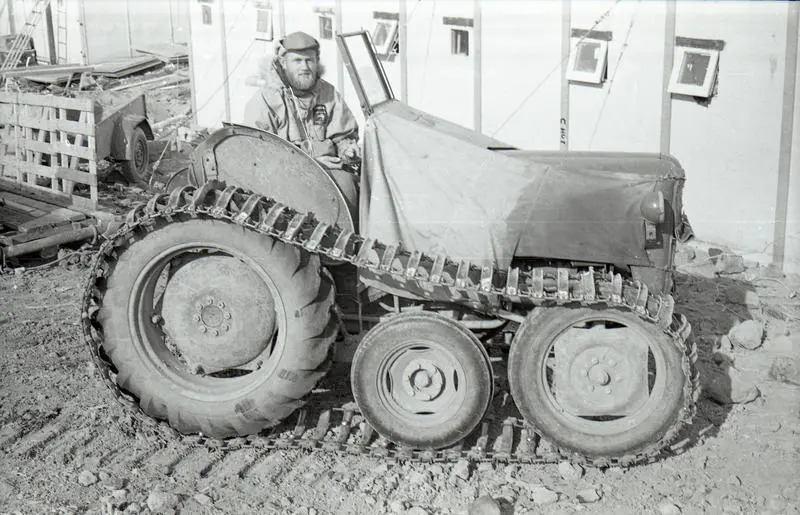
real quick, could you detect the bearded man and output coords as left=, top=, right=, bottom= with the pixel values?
left=243, top=31, right=360, bottom=172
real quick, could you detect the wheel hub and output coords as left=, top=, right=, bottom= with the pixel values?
left=402, top=360, right=445, bottom=401
left=161, top=255, right=276, bottom=370
left=553, top=325, right=650, bottom=416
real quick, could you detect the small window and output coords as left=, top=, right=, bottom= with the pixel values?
left=372, top=19, right=398, bottom=56
left=319, top=16, right=333, bottom=40
left=668, top=47, right=720, bottom=98
left=451, top=29, right=469, bottom=56
left=255, top=7, right=273, bottom=41
left=566, top=38, right=608, bottom=84
left=201, top=5, right=212, bottom=25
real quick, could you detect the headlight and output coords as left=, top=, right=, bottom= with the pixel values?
left=640, top=191, right=665, bottom=224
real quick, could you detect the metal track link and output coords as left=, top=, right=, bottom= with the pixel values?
left=80, top=181, right=698, bottom=468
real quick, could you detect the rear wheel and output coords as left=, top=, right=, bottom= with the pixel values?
left=97, top=218, right=336, bottom=438
left=351, top=312, right=493, bottom=449
left=120, top=126, right=150, bottom=185
left=508, top=307, right=689, bottom=461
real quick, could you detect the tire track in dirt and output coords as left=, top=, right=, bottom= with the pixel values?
left=11, top=412, right=73, bottom=458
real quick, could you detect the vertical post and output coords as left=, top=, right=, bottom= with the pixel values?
left=660, top=0, right=676, bottom=154
left=125, top=0, right=133, bottom=57
left=278, top=0, right=286, bottom=38
left=45, top=2, right=56, bottom=64
left=473, top=0, right=482, bottom=133
left=560, top=0, right=570, bottom=150
left=335, top=0, right=344, bottom=96
left=187, top=0, right=198, bottom=125
left=168, top=0, right=176, bottom=45
left=7, top=0, right=15, bottom=34
left=772, top=1, right=799, bottom=270
left=399, top=0, right=408, bottom=104
left=77, top=0, right=89, bottom=64
left=219, top=0, right=231, bottom=121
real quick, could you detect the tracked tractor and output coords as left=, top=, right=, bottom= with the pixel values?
left=81, top=32, right=697, bottom=467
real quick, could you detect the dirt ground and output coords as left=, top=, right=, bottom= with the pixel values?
left=2, top=68, right=800, bottom=515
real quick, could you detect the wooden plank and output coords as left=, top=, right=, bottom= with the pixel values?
left=18, top=207, right=86, bottom=233
left=21, top=137, right=94, bottom=161
left=0, top=91, right=95, bottom=111
left=0, top=190, right=67, bottom=214
left=20, top=163, right=97, bottom=187
left=0, top=177, right=96, bottom=212
left=0, top=204, right=36, bottom=230
left=15, top=115, right=94, bottom=136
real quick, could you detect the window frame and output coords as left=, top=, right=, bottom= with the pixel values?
left=371, top=19, right=398, bottom=57
left=450, top=28, right=469, bottom=57
left=668, top=46, right=720, bottom=98
left=318, top=15, right=333, bottom=40
left=254, top=6, right=273, bottom=41
left=566, top=37, right=608, bottom=84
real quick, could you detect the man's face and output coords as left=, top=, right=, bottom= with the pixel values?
left=281, top=49, right=319, bottom=91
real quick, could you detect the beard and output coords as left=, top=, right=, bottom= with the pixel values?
left=284, top=63, right=326, bottom=92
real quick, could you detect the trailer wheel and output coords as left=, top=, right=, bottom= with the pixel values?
left=96, top=218, right=336, bottom=438
left=120, top=126, right=150, bottom=185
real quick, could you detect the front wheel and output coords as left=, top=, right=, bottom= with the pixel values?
left=508, top=306, right=693, bottom=462
left=120, top=126, right=151, bottom=185
left=96, top=218, right=336, bottom=438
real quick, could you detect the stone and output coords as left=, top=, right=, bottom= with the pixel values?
left=728, top=320, right=764, bottom=350
left=699, top=362, right=760, bottom=404
left=146, top=491, right=180, bottom=514
left=406, top=507, right=428, bottom=515
left=193, top=493, right=212, bottom=506
left=715, top=253, right=746, bottom=275
left=77, top=470, right=98, bottom=487
left=388, top=500, right=407, bottom=513
left=477, top=462, right=495, bottom=473
left=577, top=488, right=602, bottom=503
left=111, top=489, right=128, bottom=501
left=468, top=495, right=502, bottom=515
left=769, top=356, right=800, bottom=386
left=557, top=461, right=584, bottom=481
left=124, top=503, right=142, bottom=513
left=503, top=464, right=519, bottom=478
left=763, top=335, right=797, bottom=355
left=428, top=464, right=444, bottom=477
left=724, top=286, right=760, bottom=308
left=529, top=485, right=559, bottom=505
left=451, top=459, right=471, bottom=481
left=657, top=501, right=682, bottom=514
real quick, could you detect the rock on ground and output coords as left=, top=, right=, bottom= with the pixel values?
left=577, top=488, right=602, bottom=503
left=557, top=461, right=584, bottom=481
left=77, top=470, right=98, bottom=486
left=467, top=495, right=502, bottom=515
left=529, top=485, right=559, bottom=505
left=728, top=320, right=764, bottom=350
left=451, top=459, right=471, bottom=481
left=769, top=356, right=800, bottom=386
left=699, top=362, right=760, bottom=404
left=657, top=500, right=682, bottom=514
left=715, top=253, right=746, bottom=275
left=146, top=491, right=181, bottom=514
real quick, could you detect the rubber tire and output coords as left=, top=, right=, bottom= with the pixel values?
left=508, top=307, right=687, bottom=459
left=120, top=126, right=150, bottom=185
left=351, top=312, right=493, bottom=450
left=97, top=218, right=336, bottom=438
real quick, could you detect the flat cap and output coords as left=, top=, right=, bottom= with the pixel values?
left=279, top=31, right=320, bottom=53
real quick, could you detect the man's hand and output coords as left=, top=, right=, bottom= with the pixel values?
left=315, top=155, right=343, bottom=170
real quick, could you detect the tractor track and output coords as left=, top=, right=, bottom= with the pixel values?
left=80, top=180, right=699, bottom=469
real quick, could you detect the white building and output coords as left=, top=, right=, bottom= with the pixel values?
left=188, top=0, right=800, bottom=274
left=0, top=0, right=189, bottom=65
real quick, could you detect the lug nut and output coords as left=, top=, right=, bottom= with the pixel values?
left=193, top=314, right=201, bottom=322
left=151, top=314, right=162, bottom=324
left=605, top=387, right=612, bottom=394
left=218, top=301, right=225, bottom=308
left=199, top=326, right=207, bottom=333
left=212, top=329, right=219, bottom=336
left=222, top=324, right=229, bottom=331
left=591, top=358, right=599, bottom=365
left=206, top=298, right=214, bottom=306
left=608, top=359, right=616, bottom=366
left=224, top=312, right=231, bottom=320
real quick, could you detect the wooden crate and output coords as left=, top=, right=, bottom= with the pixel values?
left=0, top=91, right=98, bottom=211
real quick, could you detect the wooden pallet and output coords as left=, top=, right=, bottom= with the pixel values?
left=0, top=91, right=98, bottom=211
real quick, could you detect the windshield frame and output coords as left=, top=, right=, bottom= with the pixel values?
left=336, top=31, right=395, bottom=116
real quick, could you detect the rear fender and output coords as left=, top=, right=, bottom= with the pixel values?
left=189, top=124, right=355, bottom=233
left=110, top=115, right=154, bottom=160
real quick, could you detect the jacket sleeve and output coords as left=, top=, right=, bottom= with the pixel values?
left=327, top=90, right=359, bottom=145
left=242, top=91, right=279, bottom=133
